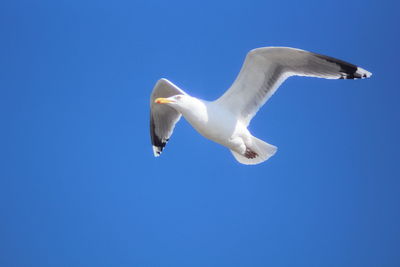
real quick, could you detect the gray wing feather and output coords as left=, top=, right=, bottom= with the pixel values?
left=217, top=47, right=372, bottom=125
left=150, top=78, right=186, bottom=156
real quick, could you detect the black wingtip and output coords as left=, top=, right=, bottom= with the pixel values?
left=315, top=54, right=372, bottom=80
left=150, top=115, right=169, bottom=156
left=151, top=135, right=169, bottom=157
left=338, top=66, right=372, bottom=80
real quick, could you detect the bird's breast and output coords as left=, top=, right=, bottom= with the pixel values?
left=182, top=102, right=241, bottom=146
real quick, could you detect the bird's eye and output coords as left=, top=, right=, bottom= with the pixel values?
left=175, top=95, right=182, bottom=100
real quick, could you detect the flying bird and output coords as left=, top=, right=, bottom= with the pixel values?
left=150, top=47, right=371, bottom=165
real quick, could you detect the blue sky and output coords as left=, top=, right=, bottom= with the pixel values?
left=1, top=0, right=399, bottom=266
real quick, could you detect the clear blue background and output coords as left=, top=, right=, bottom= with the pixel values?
left=1, top=0, right=399, bottom=266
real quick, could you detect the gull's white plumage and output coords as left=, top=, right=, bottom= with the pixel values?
left=150, top=47, right=371, bottom=165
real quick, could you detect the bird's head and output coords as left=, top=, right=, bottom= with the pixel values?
left=154, top=94, right=192, bottom=111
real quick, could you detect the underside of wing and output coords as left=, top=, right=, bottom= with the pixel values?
left=217, top=47, right=372, bottom=125
left=150, top=78, right=186, bottom=156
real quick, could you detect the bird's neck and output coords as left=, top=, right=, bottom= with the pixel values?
left=180, top=98, right=209, bottom=125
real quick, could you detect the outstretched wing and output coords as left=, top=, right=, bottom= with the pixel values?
left=150, top=78, right=186, bottom=156
left=216, top=47, right=372, bottom=125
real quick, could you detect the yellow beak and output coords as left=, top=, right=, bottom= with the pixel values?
left=154, top=97, right=174, bottom=104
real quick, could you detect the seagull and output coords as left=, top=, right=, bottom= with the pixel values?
left=150, top=47, right=371, bottom=165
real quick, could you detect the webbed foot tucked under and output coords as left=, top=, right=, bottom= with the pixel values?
left=230, top=135, right=277, bottom=165
left=244, top=148, right=259, bottom=159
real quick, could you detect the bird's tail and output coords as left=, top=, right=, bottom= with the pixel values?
left=230, top=136, right=277, bottom=165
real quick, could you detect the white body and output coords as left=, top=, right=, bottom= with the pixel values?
left=176, top=98, right=251, bottom=155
